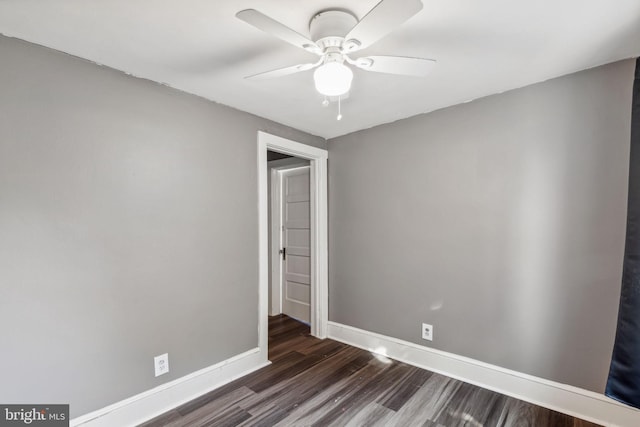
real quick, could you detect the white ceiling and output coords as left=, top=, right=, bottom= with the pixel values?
left=1, top=0, right=639, bottom=139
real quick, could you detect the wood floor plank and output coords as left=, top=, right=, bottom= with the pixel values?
left=430, top=381, right=504, bottom=427
left=295, top=337, right=346, bottom=357
left=242, top=351, right=320, bottom=393
left=139, top=315, right=603, bottom=427
left=377, top=366, right=433, bottom=411
left=342, top=402, right=396, bottom=427
left=308, top=361, right=410, bottom=427
left=385, top=374, right=464, bottom=427
left=173, top=379, right=254, bottom=418
left=239, top=346, right=374, bottom=414
left=268, top=335, right=311, bottom=361
left=196, top=405, right=251, bottom=427
left=574, top=419, right=603, bottom=427
left=237, top=403, right=288, bottom=427
left=138, top=410, right=182, bottom=427
left=492, top=399, right=538, bottom=427
left=283, top=360, right=394, bottom=426
left=168, top=387, right=255, bottom=427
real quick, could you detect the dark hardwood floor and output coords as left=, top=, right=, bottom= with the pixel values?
left=140, top=315, right=600, bottom=426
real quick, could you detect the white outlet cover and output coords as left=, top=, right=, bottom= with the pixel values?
left=154, top=353, right=169, bottom=377
left=422, top=323, right=433, bottom=341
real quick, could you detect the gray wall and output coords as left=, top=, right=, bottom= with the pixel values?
left=328, top=59, right=634, bottom=392
left=0, top=35, right=324, bottom=417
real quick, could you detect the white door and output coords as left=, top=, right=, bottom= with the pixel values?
left=280, top=166, right=311, bottom=323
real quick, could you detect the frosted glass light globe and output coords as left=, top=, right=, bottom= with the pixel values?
left=313, top=62, right=353, bottom=97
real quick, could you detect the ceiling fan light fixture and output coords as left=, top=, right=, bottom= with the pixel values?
left=313, top=62, right=353, bottom=97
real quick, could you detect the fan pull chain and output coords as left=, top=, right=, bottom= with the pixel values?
left=322, top=96, right=329, bottom=107
left=337, top=96, right=343, bottom=121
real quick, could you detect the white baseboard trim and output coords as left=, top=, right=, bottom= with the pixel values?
left=328, top=322, right=640, bottom=427
left=70, top=348, right=269, bottom=427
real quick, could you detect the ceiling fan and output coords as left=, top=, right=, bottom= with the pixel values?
left=236, top=0, right=435, bottom=118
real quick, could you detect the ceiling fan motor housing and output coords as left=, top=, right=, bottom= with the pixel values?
left=309, top=10, right=358, bottom=52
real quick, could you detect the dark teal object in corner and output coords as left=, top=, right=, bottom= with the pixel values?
left=606, top=57, right=640, bottom=410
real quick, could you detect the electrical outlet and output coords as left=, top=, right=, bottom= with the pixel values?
left=422, top=323, right=433, bottom=341
left=154, top=353, right=169, bottom=377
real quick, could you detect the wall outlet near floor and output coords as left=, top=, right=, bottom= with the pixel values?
left=422, top=323, right=433, bottom=341
left=154, top=353, right=169, bottom=377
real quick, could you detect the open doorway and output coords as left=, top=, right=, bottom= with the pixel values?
left=257, top=132, right=328, bottom=364
left=269, top=158, right=311, bottom=323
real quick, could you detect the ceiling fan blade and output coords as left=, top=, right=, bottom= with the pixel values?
left=236, top=9, right=321, bottom=54
left=353, top=56, right=436, bottom=77
left=343, top=0, right=423, bottom=52
left=245, top=62, right=320, bottom=80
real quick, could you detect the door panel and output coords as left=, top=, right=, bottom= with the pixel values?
left=285, top=201, right=310, bottom=229
left=281, top=166, right=311, bottom=323
left=286, top=229, right=310, bottom=256
left=286, top=282, right=311, bottom=304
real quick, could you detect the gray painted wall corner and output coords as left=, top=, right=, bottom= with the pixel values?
left=327, top=59, right=635, bottom=393
left=0, top=35, right=323, bottom=417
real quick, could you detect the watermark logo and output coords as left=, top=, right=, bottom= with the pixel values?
left=0, top=405, right=68, bottom=426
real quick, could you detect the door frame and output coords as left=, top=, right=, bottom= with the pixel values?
left=271, top=164, right=311, bottom=317
left=258, top=132, right=328, bottom=360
